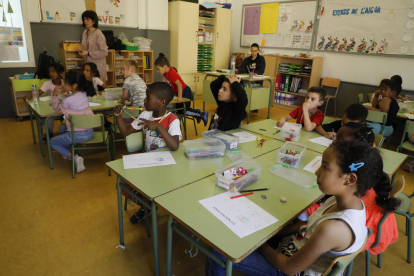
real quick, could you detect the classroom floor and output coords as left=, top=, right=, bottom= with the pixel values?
left=1, top=99, right=413, bottom=276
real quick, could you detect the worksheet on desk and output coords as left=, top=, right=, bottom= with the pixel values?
left=308, top=137, right=333, bottom=147
left=231, top=131, right=257, bottom=143
left=199, top=191, right=279, bottom=238
left=123, top=151, right=176, bottom=169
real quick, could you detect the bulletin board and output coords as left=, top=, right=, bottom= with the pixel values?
left=315, top=0, right=414, bottom=56
left=240, top=0, right=318, bottom=50
left=40, top=0, right=127, bottom=26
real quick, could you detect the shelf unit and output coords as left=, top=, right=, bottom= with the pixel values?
left=113, top=50, right=153, bottom=87
left=273, top=56, right=323, bottom=111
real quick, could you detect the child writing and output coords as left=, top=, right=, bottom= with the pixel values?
left=208, top=75, right=248, bottom=131
left=24, top=63, right=65, bottom=140
left=118, top=60, right=147, bottom=106
left=82, top=62, right=106, bottom=93
left=277, top=87, right=325, bottom=132
left=50, top=71, right=96, bottom=173
left=367, top=79, right=400, bottom=137
left=113, top=82, right=182, bottom=223
left=315, top=103, right=368, bottom=139
left=154, top=53, right=209, bottom=126
left=207, top=141, right=400, bottom=276
left=371, top=75, right=407, bottom=103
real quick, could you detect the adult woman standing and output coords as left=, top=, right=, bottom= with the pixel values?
left=76, top=10, right=108, bottom=82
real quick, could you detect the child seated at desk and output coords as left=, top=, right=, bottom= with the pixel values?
left=113, top=82, right=182, bottom=223
left=367, top=79, right=400, bottom=137
left=371, top=75, right=407, bottom=103
left=118, top=60, right=147, bottom=106
left=82, top=62, right=106, bottom=93
left=50, top=70, right=96, bottom=173
left=315, top=103, right=368, bottom=139
left=207, top=141, right=400, bottom=276
left=208, top=75, right=248, bottom=131
left=277, top=87, right=325, bottom=132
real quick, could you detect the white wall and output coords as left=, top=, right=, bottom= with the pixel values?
left=26, top=0, right=168, bottom=30
left=228, top=0, right=414, bottom=89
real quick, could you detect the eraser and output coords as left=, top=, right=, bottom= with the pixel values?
left=280, top=197, right=287, bottom=203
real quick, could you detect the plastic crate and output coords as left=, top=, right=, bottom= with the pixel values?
left=215, top=159, right=262, bottom=192
left=102, top=90, right=122, bottom=100
left=203, top=129, right=239, bottom=150
left=280, top=122, right=302, bottom=141
left=183, top=138, right=226, bottom=159
left=276, top=142, right=306, bottom=169
left=121, top=44, right=139, bottom=51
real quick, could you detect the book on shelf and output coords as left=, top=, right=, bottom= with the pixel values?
left=284, top=75, right=291, bottom=92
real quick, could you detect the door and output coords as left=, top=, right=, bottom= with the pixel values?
left=213, top=8, right=232, bottom=70
left=177, top=2, right=198, bottom=73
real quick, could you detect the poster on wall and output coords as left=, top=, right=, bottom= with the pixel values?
left=96, top=0, right=126, bottom=26
left=0, top=27, right=23, bottom=46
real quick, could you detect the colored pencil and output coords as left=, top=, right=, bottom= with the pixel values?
left=231, top=192, right=254, bottom=199
left=240, top=188, right=269, bottom=193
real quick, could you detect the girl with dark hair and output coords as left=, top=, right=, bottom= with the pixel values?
left=50, top=71, right=96, bottom=173
left=82, top=62, right=106, bottom=92
left=335, top=122, right=375, bottom=147
left=76, top=10, right=108, bottom=82
left=207, top=141, right=399, bottom=276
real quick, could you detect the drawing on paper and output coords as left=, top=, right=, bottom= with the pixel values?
left=290, top=20, right=298, bottom=32
left=338, top=37, right=347, bottom=51
left=366, top=39, right=377, bottom=54
left=46, top=11, right=53, bottom=20
left=54, top=11, right=60, bottom=21
left=317, top=36, right=325, bottom=49
left=110, top=0, right=120, bottom=8
left=399, top=45, right=409, bottom=54
left=324, top=36, right=333, bottom=50
left=305, top=21, right=313, bottom=33
left=70, top=12, right=76, bottom=21
left=331, top=37, right=339, bottom=51
left=376, top=39, right=388, bottom=54
left=346, top=38, right=356, bottom=52
left=297, top=20, right=304, bottom=32
left=115, top=17, right=120, bottom=25
left=357, top=39, right=367, bottom=52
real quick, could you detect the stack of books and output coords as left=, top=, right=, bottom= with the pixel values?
left=132, top=37, right=152, bottom=51
left=300, top=64, right=312, bottom=76
left=275, top=74, right=303, bottom=93
left=143, top=55, right=151, bottom=69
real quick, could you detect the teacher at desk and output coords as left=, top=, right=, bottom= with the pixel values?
left=77, top=10, right=108, bottom=83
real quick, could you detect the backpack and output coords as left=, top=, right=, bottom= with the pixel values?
left=35, top=51, right=54, bottom=79
left=102, top=30, right=122, bottom=54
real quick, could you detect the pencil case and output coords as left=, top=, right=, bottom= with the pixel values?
left=202, top=129, right=240, bottom=150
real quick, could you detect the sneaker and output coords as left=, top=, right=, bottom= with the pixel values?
left=42, top=134, right=54, bottom=143
left=251, top=109, right=259, bottom=113
left=130, top=208, right=151, bottom=224
left=74, top=154, right=85, bottom=173
left=403, top=159, right=414, bottom=172
left=195, top=109, right=202, bottom=124
left=201, top=111, right=209, bottom=127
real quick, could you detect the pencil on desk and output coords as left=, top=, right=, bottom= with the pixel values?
left=231, top=192, right=254, bottom=199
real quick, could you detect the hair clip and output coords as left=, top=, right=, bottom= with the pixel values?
left=349, top=162, right=364, bottom=171
left=366, top=131, right=372, bottom=134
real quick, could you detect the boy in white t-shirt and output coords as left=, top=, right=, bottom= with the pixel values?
left=113, top=82, right=181, bottom=223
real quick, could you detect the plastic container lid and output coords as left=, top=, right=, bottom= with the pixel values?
left=203, top=129, right=240, bottom=150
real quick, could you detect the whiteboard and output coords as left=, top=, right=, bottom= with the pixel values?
left=40, top=0, right=127, bottom=26
left=315, top=0, right=414, bottom=56
left=240, top=0, right=318, bottom=50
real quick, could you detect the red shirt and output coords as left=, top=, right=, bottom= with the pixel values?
left=289, top=106, right=324, bottom=126
left=164, top=67, right=186, bottom=94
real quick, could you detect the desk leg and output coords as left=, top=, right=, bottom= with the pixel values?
left=45, top=117, right=54, bottom=169
left=116, top=176, right=125, bottom=246
left=267, top=79, right=273, bottom=119
left=36, top=115, right=45, bottom=156
left=225, top=259, right=233, bottom=276
left=247, top=83, right=252, bottom=124
left=29, top=107, right=36, bottom=144
left=183, top=105, right=187, bottom=140
left=151, top=201, right=160, bottom=276
left=166, top=216, right=173, bottom=276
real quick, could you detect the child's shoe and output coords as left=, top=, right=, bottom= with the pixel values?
left=130, top=208, right=151, bottom=224
left=74, top=154, right=85, bottom=173
left=195, top=109, right=202, bottom=124
left=403, top=158, right=414, bottom=172
left=201, top=111, right=209, bottom=127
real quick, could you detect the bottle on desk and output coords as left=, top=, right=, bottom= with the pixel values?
left=31, top=84, right=39, bottom=104
left=230, top=55, right=236, bottom=75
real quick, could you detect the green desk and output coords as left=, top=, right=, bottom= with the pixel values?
left=202, top=73, right=274, bottom=124
left=106, top=129, right=284, bottom=276
left=156, top=150, right=323, bottom=276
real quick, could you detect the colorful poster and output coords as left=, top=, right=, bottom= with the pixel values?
left=243, top=6, right=261, bottom=35
left=0, top=27, right=24, bottom=47
left=260, top=3, right=279, bottom=34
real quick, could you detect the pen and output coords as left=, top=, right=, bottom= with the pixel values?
left=259, top=129, right=266, bottom=131
left=240, top=188, right=269, bottom=193
left=231, top=192, right=254, bottom=199
left=273, top=129, right=280, bottom=135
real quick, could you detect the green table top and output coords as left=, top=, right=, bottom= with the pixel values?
left=155, top=150, right=323, bottom=262
left=240, top=120, right=407, bottom=176
left=203, top=72, right=273, bottom=82
left=26, top=97, right=121, bottom=117
left=106, top=128, right=285, bottom=200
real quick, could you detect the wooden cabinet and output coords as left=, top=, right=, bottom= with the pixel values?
left=213, top=8, right=232, bottom=70
left=113, top=50, right=154, bottom=87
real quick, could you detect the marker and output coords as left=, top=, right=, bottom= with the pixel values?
left=332, top=128, right=334, bottom=133
left=231, top=192, right=254, bottom=199
left=240, top=188, right=269, bottom=193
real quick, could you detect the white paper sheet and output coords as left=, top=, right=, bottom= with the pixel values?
left=309, top=137, right=333, bottom=147
left=199, top=191, right=279, bottom=238
left=253, top=75, right=270, bottom=79
left=303, top=156, right=322, bottom=173
left=405, top=113, right=414, bottom=120
left=273, top=126, right=282, bottom=130
left=402, top=100, right=413, bottom=103
left=88, top=102, right=101, bottom=106
left=122, top=151, right=177, bottom=169
left=40, top=96, right=51, bottom=101
left=231, top=131, right=257, bottom=143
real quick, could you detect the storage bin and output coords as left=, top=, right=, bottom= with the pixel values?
left=215, top=159, right=262, bottom=192
left=183, top=138, right=226, bottom=159
left=280, top=122, right=302, bottom=141
left=102, top=90, right=122, bottom=100
left=276, top=142, right=306, bottom=169
left=203, top=129, right=239, bottom=149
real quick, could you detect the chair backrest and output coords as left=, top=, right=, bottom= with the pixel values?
left=322, top=232, right=369, bottom=276
left=391, top=175, right=405, bottom=198
left=322, top=77, right=341, bottom=88
left=374, top=132, right=384, bottom=148
left=323, top=116, right=336, bottom=124
left=191, top=91, right=197, bottom=108
left=125, top=132, right=144, bottom=153
left=358, top=94, right=364, bottom=104
left=398, top=120, right=414, bottom=151
left=70, top=114, right=103, bottom=129
left=367, top=93, right=374, bottom=103
left=366, top=110, right=387, bottom=135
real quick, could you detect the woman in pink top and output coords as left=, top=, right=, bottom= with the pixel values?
left=77, top=10, right=108, bottom=82
left=50, top=71, right=96, bottom=174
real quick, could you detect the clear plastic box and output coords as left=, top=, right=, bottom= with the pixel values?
left=215, top=159, right=261, bottom=192
left=269, top=164, right=316, bottom=188
left=183, top=138, right=226, bottom=159
left=399, top=102, right=409, bottom=113
left=102, top=89, right=122, bottom=100
left=276, top=142, right=306, bottom=169
left=203, top=129, right=240, bottom=150
left=280, top=122, right=302, bottom=141
left=226, top=149, right=253, bottom=162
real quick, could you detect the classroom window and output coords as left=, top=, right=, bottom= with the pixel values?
left=0, top=0, right=35, bottom=67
